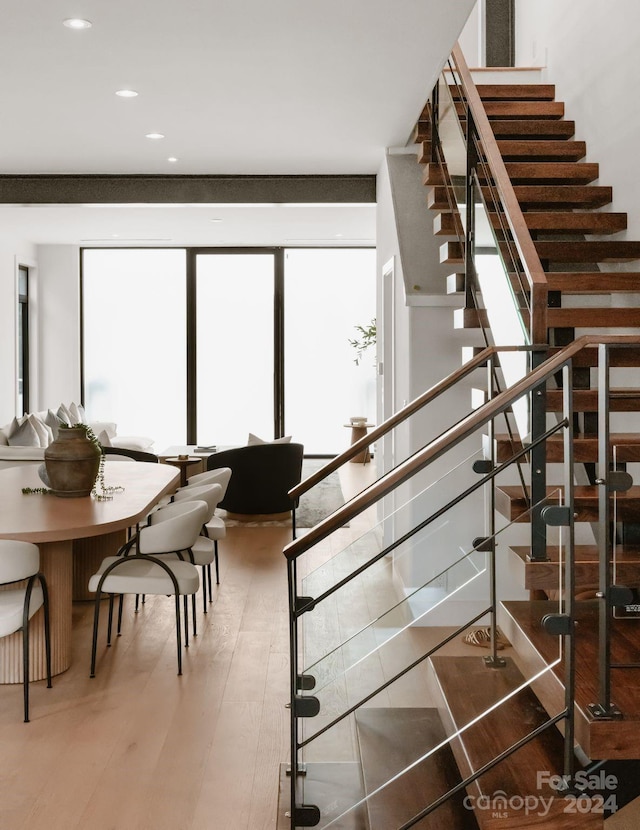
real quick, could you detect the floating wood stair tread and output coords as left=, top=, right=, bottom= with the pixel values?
left=546, top=307, right=640, bottom=328
left=355, top=708, right=478, bottom=829
left=495, top=484, right=640, bottom=523
left=535, top=240, right=640, bottom=263
left=511, top=185, right=613, bottom=209
left=546, top=388, right=640, bottom=412
left=543, top=272, right=640, bottom=293
left=502, top=162, right=599, bottom=184
left=440, top=241, right=464, bottom=265
left=508, top=545, right=640, bottom=593
left=457, top=101, right=565, bottom=119
left=547, top=345, right=640, bottom=367
left=490, top=433, right=640, bottom=463
left=430, top=655, right=601, bottom=829
left=496, top=140, right=586, bottom=161
left=456, top=84, right=557, bottom=101
left=501, top=600, right=640, bottom=760
left=498, top=212, right=627, bottom=235
left=434, top=213, right=463, bottom=236
left=427, top=186, right=453, bottom=211
left=490, top=119, right=576, bottom=139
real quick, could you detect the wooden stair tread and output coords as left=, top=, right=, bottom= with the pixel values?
left=499, top=212, right=627, bottom=235
left=502, top=600, right=640, bottom=759
left=457, top=101, right=565, bottom=119
left=510, top=544, right=640, bottom=563
left=502, top=162, right=599, bottom=184
left=430, top=656, right=601, bottom=829
left=546, top=307, right=640, bottom=328
left=546, top=389, right=640, bottom=412
left=495, top=484, right=640, bottom=523
left=496, top=140, right=586, bottom=161
left=490, top=433, right=640, bottom=463
left=490, top=119, right=576, bottom=139
left=543, top=272, right=640, bottom=293
left=511, top=185, right=612, bottom=209
left=456, top=84, right=557, bottom=101
left=535, top=240, right=640, bottom=263
left=508, top=545, right=640, bottom=593
left=547, top=345, right=640, bottom=367
left=355, top=708, right=478, bottom=829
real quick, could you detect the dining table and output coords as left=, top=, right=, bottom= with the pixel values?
left=0, top=461, right=179, bottom=683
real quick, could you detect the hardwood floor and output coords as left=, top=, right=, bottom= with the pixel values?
left=0, top=461, right=377, bottom=830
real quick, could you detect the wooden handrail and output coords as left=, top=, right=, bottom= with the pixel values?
left=289, top=344, right=530, bottom=501
left=449, top=43, right=548, bottom=344
left=284, top=335, right=640, bottom=561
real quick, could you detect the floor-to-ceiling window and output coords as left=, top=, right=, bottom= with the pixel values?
left=284, top=248, right=376, bottom=454
left=17, top=265, right=30, bottom=415
left=82, top=246, right=375, bottom=454
left=82, top=249, right=187, bottom=450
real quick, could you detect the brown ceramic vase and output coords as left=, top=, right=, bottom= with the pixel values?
left=44, top=426, right=101, bottom=497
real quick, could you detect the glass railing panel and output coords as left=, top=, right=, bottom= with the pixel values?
left=297, top=485, right=569, bottom=830
left=298, top=446, right=487, bottom=642
left=436, top=73, right=467, bottom=220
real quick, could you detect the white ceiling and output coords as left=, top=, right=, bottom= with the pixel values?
left=0, top=0, right=474, bottom=245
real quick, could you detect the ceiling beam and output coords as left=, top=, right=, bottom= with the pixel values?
left=0, top=174, right=376, bottom=205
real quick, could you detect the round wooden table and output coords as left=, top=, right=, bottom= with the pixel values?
left=0, top=462, right=179, bottom=682
left=343, top=422, right=374, bottom=463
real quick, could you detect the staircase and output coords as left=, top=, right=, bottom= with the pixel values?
left=282, top=48, right=640, bottom=830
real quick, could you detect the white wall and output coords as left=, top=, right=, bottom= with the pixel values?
left=0, top=238, right=37, bottom=425
left=36, top=245, right=82, bottom=410
left=515, top=0, right=640, bottom=240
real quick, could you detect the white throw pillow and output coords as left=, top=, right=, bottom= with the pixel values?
left=68, top=401, right=86, bottom=424
left=97, top=430, right=113, bottom=448
left=88, top=421, right=118, bottom=440
left=111, top=436, right=154, bottom=451
left=45, top=409, right=64, bottom=439
left=247, top=432, right=292, bottom=445
left=29, top=414, right=53, bottom=447
left=8, top=416, right=40, bottom=447
left=56, top=404, right=72, bottom=425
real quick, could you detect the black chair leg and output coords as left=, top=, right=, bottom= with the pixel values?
left=42, top=581, right=52, bottom=690
left=174, top=595, right=183, bottom=675
left=202, top=566, right=208, bottom=613
left=22, top=627, right=30, bottom=723
left=183, top=595, right=190, bottom=647
left=191, top=593, right=197, bottom=635
left=117, top=594, right=125, bottom=635
left=214, top=541, right=219, bottom=586
left=90, top=594, right=102, bottom=677
left=107, top=594, right=114, bottom=646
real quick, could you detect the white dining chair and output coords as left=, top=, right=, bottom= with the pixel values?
left=0, top=540, right=52, bottom=722
left=88, top=499, right=208, bottom=677
left=171, top=483, right=225, bottom=609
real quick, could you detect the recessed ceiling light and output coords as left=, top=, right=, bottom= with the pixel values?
left=210, top=218, right=223, bottom=223
left=63, top=18, right=92, bottom=29
left=167, top=157, right=178, bottom=163
left=145, top=133, right=165, bottom=140
left=116, top=89, right=138, bottom=98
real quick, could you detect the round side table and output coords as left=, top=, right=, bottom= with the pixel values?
left=165, top=456, right=201, bottom=487
left=343, top=423, right=374, bottom=463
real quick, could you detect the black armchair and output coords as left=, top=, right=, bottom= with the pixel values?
left=207, top=443, right=304, bottom=536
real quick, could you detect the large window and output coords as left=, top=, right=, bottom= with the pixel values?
left=82, top=249, right=187, bottom=450
left=17, top=265, right=29, bottom=415
left=82, top=247, right=375, bottom=454
left=284, top=249, right=376, bottom=454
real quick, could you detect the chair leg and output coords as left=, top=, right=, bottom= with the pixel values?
left=183, top=595, right=190, bottom=647
left=135, top=593, right=140, bottom=612
left=117, top=594, right=125, bottom=635
left=107, top=594, right=114, bottom=646
left=292, top=508, right=297, bottom=540
left=42, top=582, right=52, bottom=691
left=202, top=565, right=208, bottom=613
left=191, top=592, right=197, bottom=635
left=90, top=594, right=102, bottom=677
left=214, top=541, right=220, bottom=586
left=22, top=626, right=30, bottom=723
left=174, top=594, right=183, bottom=675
